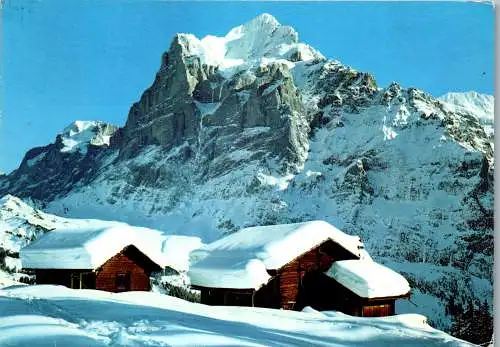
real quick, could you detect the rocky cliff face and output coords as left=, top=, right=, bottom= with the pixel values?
left=0, top=14, right=493, bottom=335
left=117, top=14, right=321, bottom=174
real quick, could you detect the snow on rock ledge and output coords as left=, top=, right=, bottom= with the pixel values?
left=327, top=260, right=411, bottom=299
left=58, top=120, right=116, bottom=155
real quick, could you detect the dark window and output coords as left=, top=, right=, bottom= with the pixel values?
left=115, top=272, right=131, bottom=292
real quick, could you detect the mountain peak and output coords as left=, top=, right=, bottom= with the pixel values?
left=243, top=13, right=281, bottom=31
left=227, top=13, right=286, bottom=41
left=173, top=13, right=323, bottom=76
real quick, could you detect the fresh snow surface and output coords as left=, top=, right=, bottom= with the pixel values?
left=189, top=220, right=367, bottom=289
left=177, top=13, right=323, bottom=78
left=438, top=91, right=494, bottom=136
left=20, top=222, right=168, bottom=270
left=161, top=235, right=204, bottom=272
left=326, top=260, right=411, bottom=299
left=59, top=120, right=111, bottom=154
left=438, top=91, right=493, bottom=122
left=0, top=285, right=473, bottom=347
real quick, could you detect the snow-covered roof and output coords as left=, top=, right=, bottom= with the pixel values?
left=20, top=222, right=171, bottom=270
left=188, top=220, right=367, bottom=289
left=326, top=260, right=410, bottom=299
left=161, top=235, right=204, bottom=272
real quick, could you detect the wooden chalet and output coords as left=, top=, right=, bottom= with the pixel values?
left=20, top=224, right=167, bottom=292
left=188, top=221, right=410, bottom=317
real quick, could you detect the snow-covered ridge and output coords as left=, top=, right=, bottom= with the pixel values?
left=438, top=91, right=494, bottom=136
left=438, top=91, right=493, bottom=121
left=59, top=120, right=116, bottom=155
left=177, top=13, right=324, bottom=76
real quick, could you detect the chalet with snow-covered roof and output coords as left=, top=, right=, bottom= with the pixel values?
left=188, top=220, right=410, bottom=316
left=20, top=223, right=170, bottom=292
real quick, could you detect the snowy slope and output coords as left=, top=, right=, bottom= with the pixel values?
left=0, top=285, right=474, bottom=347
left=438, top=92, right=494, bottom=123
left=438, top=92, right=494, bottom=138
left=0, top=195, right=66, bottom=281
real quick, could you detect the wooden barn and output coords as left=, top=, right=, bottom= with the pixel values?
left=20, top=223, right=169, bottom=292
left=188, top=220, right=410, bottom=317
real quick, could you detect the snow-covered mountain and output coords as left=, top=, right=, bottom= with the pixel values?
left=438, top=91, right=493, bottom=122
left=0, top=14, right=493, bottom=341
left=438, top=91, right=494, bottom=138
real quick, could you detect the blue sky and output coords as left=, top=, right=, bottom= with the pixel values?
left=1, top=0, right=494, bottom=173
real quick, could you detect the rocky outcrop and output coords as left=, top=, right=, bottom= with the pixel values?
left=117, top=18, right=316, bottom=174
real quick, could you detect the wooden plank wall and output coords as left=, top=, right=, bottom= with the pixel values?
left=200, top=288, right=255, bottom=306
left=278, top=239, right=358, bottom=310
left=362, top=302, right=395, bottom=317
left=96, top=251, right=151, bottom=292
left=279, top=259, right=301, bottom=310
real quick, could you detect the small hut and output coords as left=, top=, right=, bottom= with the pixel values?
left=188, top=220, right=371, bottom=310
left=20, top=223, right=168, bottom=292
left=315, top=260, right=411, bottom=316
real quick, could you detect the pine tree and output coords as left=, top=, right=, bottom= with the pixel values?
left=450, top=299, right=493, bottom=345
